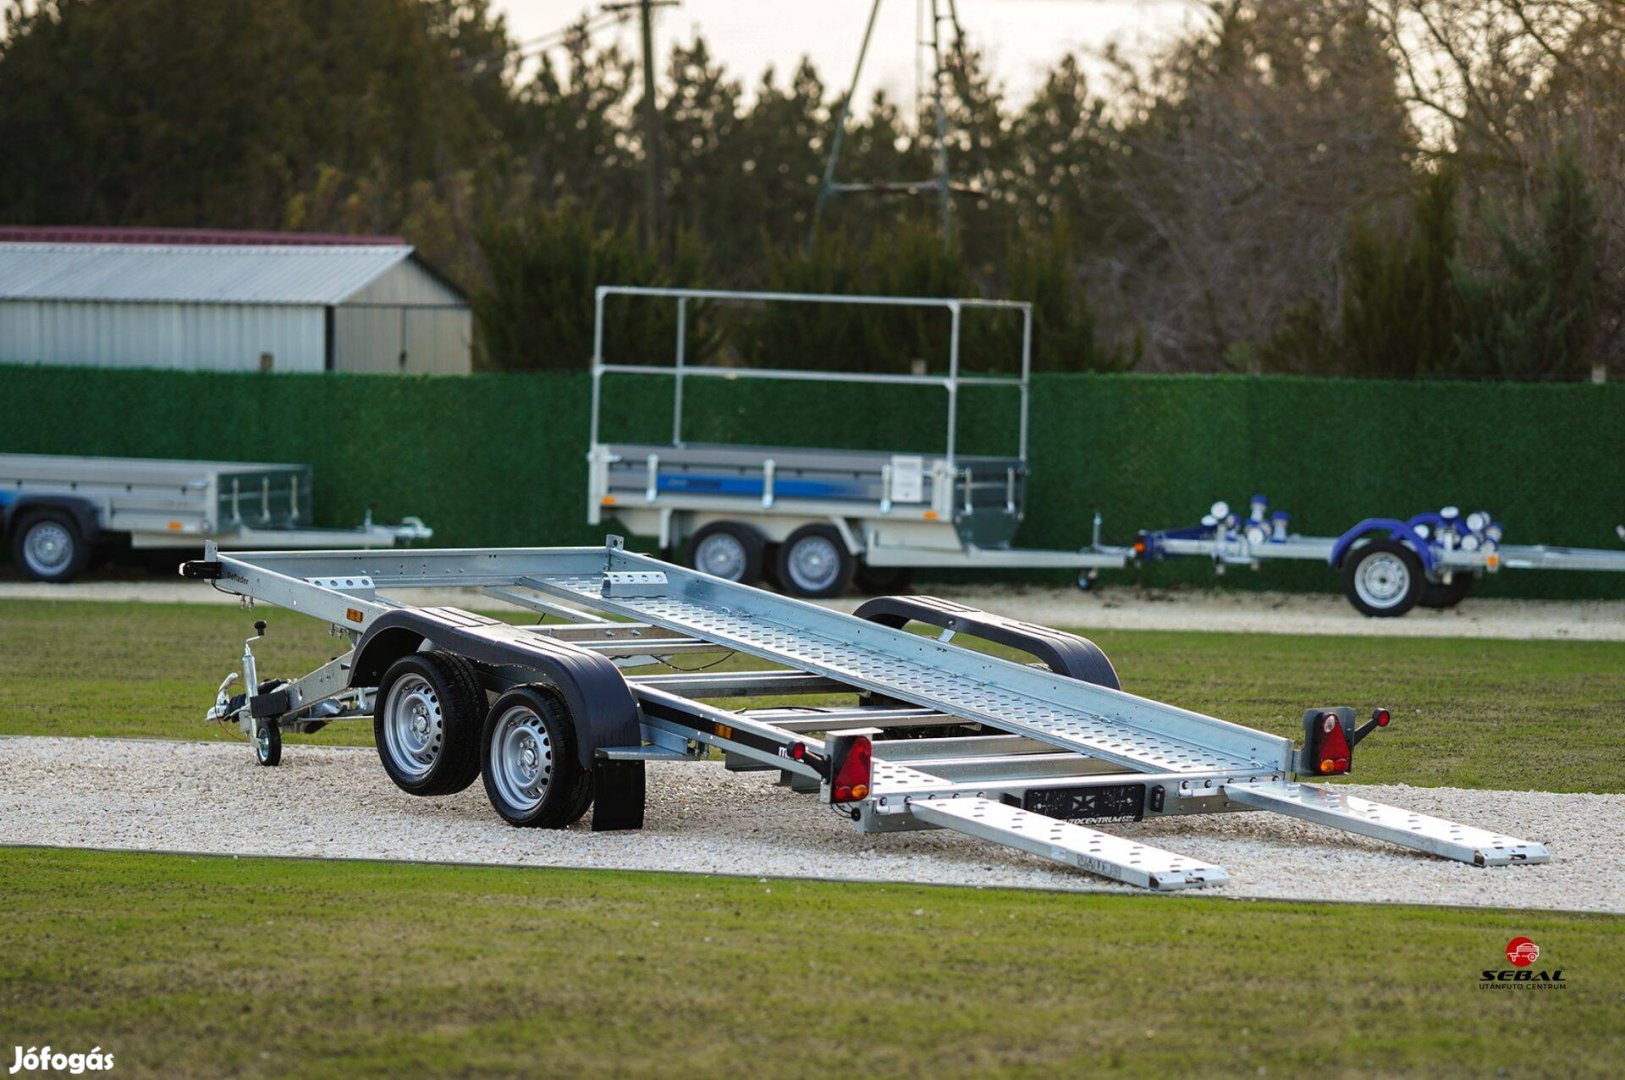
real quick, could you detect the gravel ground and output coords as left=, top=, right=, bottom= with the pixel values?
left=1, top=736, right=1612, bottom=911
left=3, top=578, right=1623, bottom=640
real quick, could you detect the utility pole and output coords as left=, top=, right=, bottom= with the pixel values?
left=604, top=1, right=678, bottom=257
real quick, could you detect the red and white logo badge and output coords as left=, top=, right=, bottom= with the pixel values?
left=1506, top=937, right=1540, bottom=968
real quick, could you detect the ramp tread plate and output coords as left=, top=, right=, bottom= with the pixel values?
left=544, top=577, right=1251, bottom=776
left=910, top=795, right=1227, bottom=891
left=1225, top=781, right=1550, bottom=867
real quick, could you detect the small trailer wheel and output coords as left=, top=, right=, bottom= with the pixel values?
left=374, top=652, right=486, bottom=796
left=254, top=719, right=282, bottom=767
left=776, top=524, right=855, bottom=598
left=686, top=522, right=765, bottom=584
left=10, top=509, right=91, bottom=583
left=1419, top=574, right=1476, bottom=609
left=1342, top=539, right=1424, bottom=618
left=481, top=686, right=594, bottom=828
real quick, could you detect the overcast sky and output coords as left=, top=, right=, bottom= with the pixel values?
left=492, top=1, right=1194, bottom=108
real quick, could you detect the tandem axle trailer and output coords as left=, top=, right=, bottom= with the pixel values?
left=1138, top=496, right=1625, bottom=617
left=184, top=539, right=1548, bottom=891
left=586, top=286, right=1128, bottom=598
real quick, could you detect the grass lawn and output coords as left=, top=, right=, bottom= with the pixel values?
left=2, top=598, right=1621, bottom=791
left=0, top=846, right=1618, bottom=1079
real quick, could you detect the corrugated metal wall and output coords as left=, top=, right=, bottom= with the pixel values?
left=0, top=260, right=470, bottom=374
left=0, top=300, right=325, bottom=371
left=333, top=259, right=471, bottom=374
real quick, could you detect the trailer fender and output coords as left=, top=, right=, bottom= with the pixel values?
left=1329, top=519, right=1436, bottom=573
left=853, top=594, right=1120, bottom=690
left=2, top=494, right=102, bottom=542
left=348, top=609, right=639, bottom=770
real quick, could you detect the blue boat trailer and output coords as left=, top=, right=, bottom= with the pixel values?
left=1136, top=496, right=1625, bottom=617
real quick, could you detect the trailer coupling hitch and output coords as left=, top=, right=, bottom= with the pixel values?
left=1297, top=706, right=1391, bottom=778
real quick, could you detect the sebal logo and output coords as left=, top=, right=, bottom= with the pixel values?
left=1506, top=937, right=1540, bottom=968
left=1479, top=936, right=1566, bottom=990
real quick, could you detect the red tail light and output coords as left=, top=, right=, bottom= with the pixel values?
left=831, top=735, right=873, bottom=802
left=1315, top=712, right=1351, bottom=774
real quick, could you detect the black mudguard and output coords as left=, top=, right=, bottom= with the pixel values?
left=349, top=607, right=639, bottom=770
left=852, top=594, right=1120, bottom=690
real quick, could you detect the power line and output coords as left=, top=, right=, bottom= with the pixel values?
left=457, top=8, right=632, bottom=73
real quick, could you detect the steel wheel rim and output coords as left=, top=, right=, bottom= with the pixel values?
left=255, top=724, right=275, bottom=761
left=694, top=532, right=747, bottom=580
left=787, top=535, right=840, bottom=592
left=22, top=521, right=73, bottom=576
left=383, top=674, right=443, bottom=779
left=1355, top=553, right=1409, bottom=608
left=491, top=704, right=552, bottom=813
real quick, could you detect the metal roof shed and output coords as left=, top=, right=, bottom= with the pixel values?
left=0, top=237, right=470, bottom=375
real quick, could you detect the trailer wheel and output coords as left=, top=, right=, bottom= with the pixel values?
left=1342, top=539, right=1424, bottom=618
left=254, top=719, right=282, bottom=767
left=687, top=522, right=765, bottom=584
left=1420, top=575, right=1476, bottom=609
left=854, top=563, right=912, bottom=594
left=10, top=509, right=91, bottom=583
left=374, top=652, right=486, bottom=796
left=777, top=524, right=855, bottom=598
left=481, top=685, right=593, bottom=828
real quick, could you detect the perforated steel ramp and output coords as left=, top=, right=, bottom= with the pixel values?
left=1226, top=781, right=1550, bottom=866
left=911, top=796, right=1226, bottom=890
left=531, top=573, right=1285, bottom=778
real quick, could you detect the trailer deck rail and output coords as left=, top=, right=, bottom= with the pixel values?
left=184, top=538, right=1549, bottom=891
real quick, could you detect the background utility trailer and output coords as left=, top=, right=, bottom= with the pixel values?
left=1137, top=495, right=1625, bottom=617
left=586, top=286, right=1127, bottom=598
left=184, top=538, right=1548, bottom=891
left=0, top=453, right=432, bottom=583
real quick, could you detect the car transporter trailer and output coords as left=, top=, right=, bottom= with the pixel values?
left=1137, top=495, right=1625, bottom=617
left=184, top=538, right=1548, bottom=892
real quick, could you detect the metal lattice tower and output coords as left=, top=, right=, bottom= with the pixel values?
left=810, top=0, right=981, bottom=247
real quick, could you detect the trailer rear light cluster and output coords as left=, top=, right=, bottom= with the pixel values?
left=1299, top=706, right=1392, bottom=777
left=823, top=732, right=875, bottom=804
left=1315, top=712, right=1351, bottom=774
left=833, top=736, right=872, bottom=801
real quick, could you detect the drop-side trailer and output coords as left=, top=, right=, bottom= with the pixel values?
left=183, top=538, right=1548, bottom=891
left=1137, top=495, right=1625, bottom=617
left=586, top=286, right=1128, bottom=598
left=0, top=453, right=432, bottom=583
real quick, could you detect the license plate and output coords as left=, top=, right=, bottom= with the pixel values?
left=1023, top=783, right=1146, bottom=824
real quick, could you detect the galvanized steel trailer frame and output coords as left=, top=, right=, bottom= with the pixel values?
left=1, top=452, right=432, bottom=583
left=585, top=286, right=1127, bottom=593
left=186, top=539, right=1549, bottom=892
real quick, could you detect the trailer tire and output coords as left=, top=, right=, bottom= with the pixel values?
left=777, top=524, right=855, bottom=598
left=481, top=685, right=593, bottom=828
left=687, top=522, right=765, bottom=584
left=10, top=509, right=91, bottom=583
left=1342, top=539, right=1424, bottom=618
left=374, top=652, right=486, bottom=796
left=1420, top=575, right=1476, bottom=609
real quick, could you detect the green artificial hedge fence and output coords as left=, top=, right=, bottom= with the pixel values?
left=3, top=363, right=1622, bottom=599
